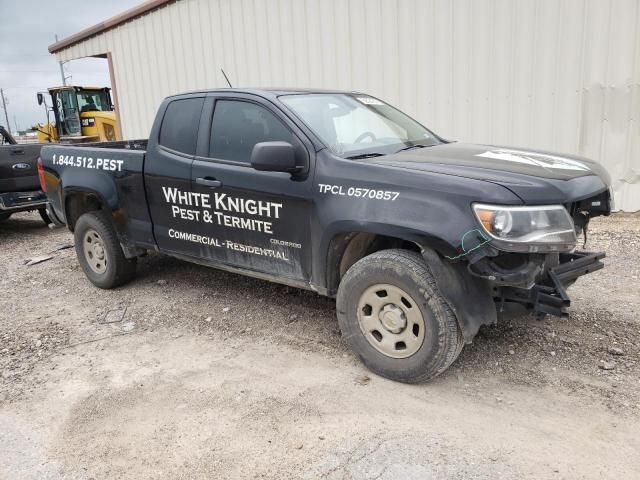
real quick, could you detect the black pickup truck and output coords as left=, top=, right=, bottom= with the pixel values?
left=0, top=126, right=53, bottom=223
left=39, top=89, right=611, bottom=382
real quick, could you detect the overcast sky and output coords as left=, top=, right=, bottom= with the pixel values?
left=0, top=0, right=141, bottom=132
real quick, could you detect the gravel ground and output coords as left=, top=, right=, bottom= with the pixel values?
left=0, top=211, right=639, bottom=479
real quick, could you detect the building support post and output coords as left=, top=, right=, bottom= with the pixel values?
left=106, top=52, right=123, bottom=140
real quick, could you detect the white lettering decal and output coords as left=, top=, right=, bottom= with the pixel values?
left=162, top=187, right=283, bottom=235
left=475, top=149, right=591, bottom=172
left=51, top=153, right=124, bottom=172
left=167, top=229, right=289, bottom=261
left=318, top=184, right=400, bottom=201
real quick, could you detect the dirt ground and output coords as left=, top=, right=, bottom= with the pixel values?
left=1, top=211, right=639, bottom=480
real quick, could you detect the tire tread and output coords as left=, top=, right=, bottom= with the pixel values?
left=74, top=211, right=136, bottom=289
left=337, top=248, right=463, bottom=383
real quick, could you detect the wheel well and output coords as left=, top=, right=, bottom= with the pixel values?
left=327, top=232, right=421, bottom=295
left=65, top=192, right=105, bottom=231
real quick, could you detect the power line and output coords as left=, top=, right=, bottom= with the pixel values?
left=1, top=86, right=53, bottom=89
left=55, top=35, right=67, bottom=86
left=0, top=70, right=61, bottom=73
left=1, top=72, right=112, bottom=78
left=0, top=53, right=52, bottom=57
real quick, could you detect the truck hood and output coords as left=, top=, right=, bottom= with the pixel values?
left=363, top=143, right=611, bottom=204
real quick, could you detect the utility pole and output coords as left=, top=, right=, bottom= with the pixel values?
left=55, top=34, right=66, bottom=86
left=13, top=115, right=19, bottom=133
left=0, top=88, right=11, bottom=134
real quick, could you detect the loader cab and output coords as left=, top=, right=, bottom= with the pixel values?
left=44, top=86, right=117, bottom=142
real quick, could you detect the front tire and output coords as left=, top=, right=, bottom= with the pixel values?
left=336, top=249, right=463, bottom=383
left=74, top=211, right=136, bottom=289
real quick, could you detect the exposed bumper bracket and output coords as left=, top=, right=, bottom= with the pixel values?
left=502, top=251, right=605, bottom=317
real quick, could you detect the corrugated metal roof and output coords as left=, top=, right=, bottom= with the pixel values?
left=48, top=0, right=175, bottom=54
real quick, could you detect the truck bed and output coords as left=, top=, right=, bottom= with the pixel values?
left=58, top=139, right=148, bottom=151
left=40, top=140, right=153, bottom=248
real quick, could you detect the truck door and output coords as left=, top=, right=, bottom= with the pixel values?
left=0, top=143, right=44, bottom=192
left=144, top=95, right=206, bottom=257
left=189, top=95, right=314, bottom=283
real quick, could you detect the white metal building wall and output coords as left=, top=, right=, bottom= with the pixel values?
left=56, top=0, right=640, bottom=211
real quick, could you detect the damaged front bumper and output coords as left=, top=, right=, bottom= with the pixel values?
left=498, top=251, right=606, bottom=317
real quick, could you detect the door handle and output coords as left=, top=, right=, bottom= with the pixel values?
left=10, top=148, right=24, bottom=155
left=196, top=177, right=222, bottom=188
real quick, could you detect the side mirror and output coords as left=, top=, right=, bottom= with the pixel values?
left=250, top=141, right=298, bottom=173
left=37, top=93, right=44, bottom=105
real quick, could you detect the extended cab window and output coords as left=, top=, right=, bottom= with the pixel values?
left=159, top=97, right=204, bottom=155
left=209, top=100, right=295, bottom=163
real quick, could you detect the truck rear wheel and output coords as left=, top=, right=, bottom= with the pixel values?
left=336, top=249, right=463, bottom=383
left=74, top=211, right=136, bottom=289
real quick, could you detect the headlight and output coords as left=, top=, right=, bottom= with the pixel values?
left=473, top=204, right=576, bottom=252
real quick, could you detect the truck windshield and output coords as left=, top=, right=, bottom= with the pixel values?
left=280, top=93, right=440, bottom=158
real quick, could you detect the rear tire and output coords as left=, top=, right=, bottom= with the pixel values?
left=74, top=211, right=136, bottom=289
left=336, top=249, right=463, bottom=383
left=0, top=212, right=11, bottom=222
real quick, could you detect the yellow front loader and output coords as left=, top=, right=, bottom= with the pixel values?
left=35, top=86, right=120, bottom=143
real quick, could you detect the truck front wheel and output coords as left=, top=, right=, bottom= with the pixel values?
left=74, top=211, right=136, bottom=289
left=336, top=249, right=463, bottom=383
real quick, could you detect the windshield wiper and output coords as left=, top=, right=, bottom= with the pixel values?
left=345, top=152, right=386, bottom=160
left=395, top=144, right=428, bottom=153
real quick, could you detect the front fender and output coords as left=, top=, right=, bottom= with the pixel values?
left=318, top=220, right=458, bottom=295
left=311, top=151, right=523, bottom=292
left=421, top=248, right=497, bottom=342
left=321, top=220, right=456, bottom=257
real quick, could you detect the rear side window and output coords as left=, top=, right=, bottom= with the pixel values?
left=159, top=97, right=204, bottom=155
left=209, top=100, right=295, bottom=163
